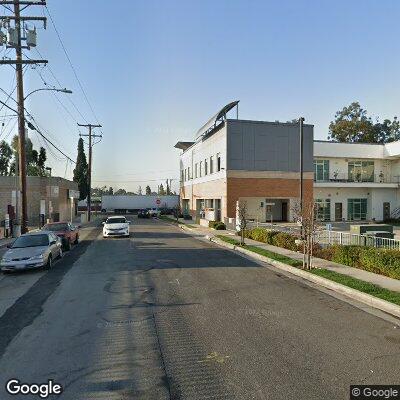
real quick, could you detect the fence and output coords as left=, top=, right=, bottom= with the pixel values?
left=246, top=221, right=400, bottom=250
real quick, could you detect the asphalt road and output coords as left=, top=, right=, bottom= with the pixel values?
left=0, top=217, right=399, bottom=400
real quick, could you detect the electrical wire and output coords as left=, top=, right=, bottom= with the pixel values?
left=45, top=5, right=103, bottom=133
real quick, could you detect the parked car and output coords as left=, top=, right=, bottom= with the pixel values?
left=42, top=222, right=80, bottom=250
left=148, top=208, right=161, bottom=217
left=1, top=231, right=63, bottom=273
left=137, top=209, right=150, bottom=218
left=103, top=216, right=130, bottom=238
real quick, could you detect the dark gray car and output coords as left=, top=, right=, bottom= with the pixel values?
left=1, top=231, right=63, bottom=273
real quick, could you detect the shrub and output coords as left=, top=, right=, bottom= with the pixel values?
left=209, top=220, right=217, bottom=228
left=331, top=245, right=363, bottom=268
left=272, top=232, right=298, bottom=251
left=313, top=245, right=336, bottom=261
left=214, top=222, right=226, bottom=230
left=359, top=248, right=400, bottom=279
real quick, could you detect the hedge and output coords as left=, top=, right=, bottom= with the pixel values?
left=209, top=221, right=226, bottom=230
left=242, top=227, right=400, bottom=280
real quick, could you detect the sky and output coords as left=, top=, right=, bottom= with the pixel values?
left=1, top=0, right=400, bottom=193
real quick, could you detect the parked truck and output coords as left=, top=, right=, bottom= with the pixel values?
left=101, top=195, right=179, bottom=214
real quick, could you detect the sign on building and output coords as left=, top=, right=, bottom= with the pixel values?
left=46, top=186, right=59, bottom=198
left=68, top=189, right=80, bottom=199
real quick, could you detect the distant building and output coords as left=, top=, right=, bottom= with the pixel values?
left=0, top=176, right=79, bottom=229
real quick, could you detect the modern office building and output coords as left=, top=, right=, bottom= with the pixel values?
left=174, top=101, right=314, bottom=224
left=175, top=101, right=400, bottom=224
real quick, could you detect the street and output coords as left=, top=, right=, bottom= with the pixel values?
left=0, top=217, right=399, bottom=400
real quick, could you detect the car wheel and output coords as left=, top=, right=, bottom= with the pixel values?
left=46, top=255, right=53, bottom=270
left=74, top=234, right=79, bottom=245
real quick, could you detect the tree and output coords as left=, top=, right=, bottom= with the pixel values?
left=108, top=187, right=114, bottom=195
left=73, top=138, right=89, bottom=201
left=158, top=183, right=165, bottom=195
left=145, top=185, right=151, bottom=195
left=237, top=200, right=248, bottom=246
left=166, top=180, right=171, bottom=195
left=328, top=102, right=400, bottom=143
left=114, top=188, right=127, bottom=195
left=0, top=140, right=12, bottom=176
left=137, top=185, right=143, bottom=195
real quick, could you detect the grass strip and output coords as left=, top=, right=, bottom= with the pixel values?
left=216, top=235, right=400, bottom=306
left=216, top=235, right=302, bottom=267
left=309, top=268, right=400, bottom=306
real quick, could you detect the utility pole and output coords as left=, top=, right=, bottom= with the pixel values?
left=78, top=124, right=102, bottom=222
left=299, top=117, right=305, bottom=238
left=0, top=0, right=47, bottom=234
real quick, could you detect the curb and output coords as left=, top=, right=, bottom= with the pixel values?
left=209, top=236, right=400, bottom=319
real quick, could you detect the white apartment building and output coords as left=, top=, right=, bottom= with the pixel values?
left=314, top=141, right=400, bottom=222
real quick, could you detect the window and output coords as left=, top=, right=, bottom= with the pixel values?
left=184, top=169, right=187, bottom=182
left=348, top=199, right=367, bottom=220
left=188, top=167, right=191, bottom=180
left=217, top=153, right=221, bottom=172
left=195, top=163, right=198, bottom=178
left=205, top=199, right=214, bottom=209
left=348, top=161, right=374, bottom=182
left=314, top=159, right=329, bottom=181
left=181, top=170, right=184, bottom=183
left=210, top=156, right=214, bottom=174
left=199, top=161, right=203, bottom=177
left=315, top=199, right=331, bottom=221
left=204, top=159, right=208, bottom=175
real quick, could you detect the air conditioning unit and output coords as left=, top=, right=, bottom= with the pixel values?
left=7, top=27, right=18, bottom=47
left=26, top=28, right=37, bottom=47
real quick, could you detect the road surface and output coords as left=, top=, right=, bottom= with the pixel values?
left=0, top=217, right=399, bottom=399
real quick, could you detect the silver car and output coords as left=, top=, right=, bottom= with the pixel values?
left=1, top=231, right=63, bottom=273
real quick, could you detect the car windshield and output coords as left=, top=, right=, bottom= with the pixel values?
left=12, top=234, right=49, bottom=248
left=43, top=223, right=69, bottom=232
left=106, top=218, right=126, bottom=224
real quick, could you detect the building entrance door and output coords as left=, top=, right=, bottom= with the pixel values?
left=335, top=203, right=342, bottom=221
left=383, top=202, right=390, bottom=221
left=282, top=202, right=288, bottom=222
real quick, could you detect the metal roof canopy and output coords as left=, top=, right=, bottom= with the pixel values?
left=174, top=141, right=195, bottom=150
left=195, top=100, right=239, bottom=140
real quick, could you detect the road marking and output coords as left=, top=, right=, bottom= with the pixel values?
left=198, top=351, right=230, bottom=364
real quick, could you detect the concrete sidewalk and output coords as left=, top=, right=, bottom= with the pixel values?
left=176, top=221, right=400, bottom=293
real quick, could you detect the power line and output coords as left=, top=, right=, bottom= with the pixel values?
left=45, top=5, right=102, bottom=132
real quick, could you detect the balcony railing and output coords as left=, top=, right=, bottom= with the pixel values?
left=314, top=172, right=400, bottom=184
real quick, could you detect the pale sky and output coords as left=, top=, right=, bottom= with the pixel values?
left=1, top=0, right=399, bottom=193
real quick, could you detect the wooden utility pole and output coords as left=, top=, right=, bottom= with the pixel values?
left=78, top=124, right=102, bottom=222
left=0, top=0, right=47, bottom=234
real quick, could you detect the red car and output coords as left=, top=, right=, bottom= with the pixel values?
left=42, top=222, right=80, bottom=251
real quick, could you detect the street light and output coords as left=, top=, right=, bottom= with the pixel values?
left=24, top=88, right=73, bottom=101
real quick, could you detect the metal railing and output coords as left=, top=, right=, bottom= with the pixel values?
left=246, top=221, right=400, bottom=250
left=314, top=172, right=400, bottom=184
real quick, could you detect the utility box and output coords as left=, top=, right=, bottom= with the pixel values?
left=350, top=224, right=393, bottom=235
left=7, top=28, right=18, bottom=47
left=26, top=28, right=37, bottom=47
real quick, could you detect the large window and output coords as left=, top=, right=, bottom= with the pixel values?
left=195, top=163, right=198, bottom=178
left=348, top=198, right=367, bottom=220
left=199, top=161, right=203, bottom=177
left=210, top=156, right=214, bottom=174
left=188, top=167, right=191, bottom=180
left=315, top=199, right=331, bottom=221
left=348, top=161, right=374, bottom=182
left=204, top=159, right=208, bottom=175
left=314, top=160, right=329, bottom=182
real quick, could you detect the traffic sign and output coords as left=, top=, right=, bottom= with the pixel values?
left=156, top=199, right=161, bottom=205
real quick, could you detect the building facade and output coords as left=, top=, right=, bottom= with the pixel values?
left=0, top=176, right=79, bottom=230
left=175, top=102, right=314, bottom=224
left=175, top=103, right=400, bottom=224
left=314, top=141, right=400, bottom=222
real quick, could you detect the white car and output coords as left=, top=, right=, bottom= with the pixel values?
left=148, top=208, right=161, bottom=217
left=103, top=216, right=130, bottom=238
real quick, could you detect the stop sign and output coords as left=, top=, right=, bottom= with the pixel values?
left=156, top=199, right=161, bottom=205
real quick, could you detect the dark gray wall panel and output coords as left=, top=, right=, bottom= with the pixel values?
left=227, top=120, right=314, bottom=172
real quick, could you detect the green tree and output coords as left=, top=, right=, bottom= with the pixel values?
left=158, top=183, right=165, bottom=195
left=73, top=138, right=88, bottom=201
left=0, top=140, right=12, bottom=176
left=329, top=102, right=400, bottom=143
left=145, top=185, right=151, bottom=195
left=108, top=186, right=114, bottom=195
